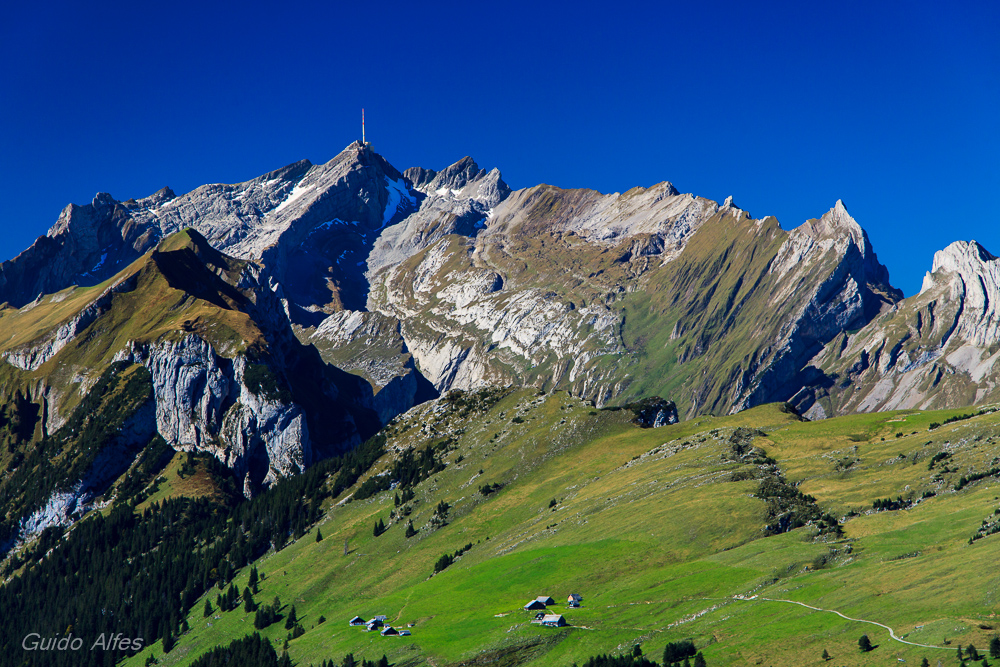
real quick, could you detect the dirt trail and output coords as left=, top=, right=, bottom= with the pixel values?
left=751, top=595, right=951, bottom=651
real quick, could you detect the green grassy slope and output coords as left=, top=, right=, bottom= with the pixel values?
left=123, top=393, right=1000, bottom=667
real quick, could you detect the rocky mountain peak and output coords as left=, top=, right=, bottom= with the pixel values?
left=774, top=200, right=897, bottom=301
left=403, top=156, right=510, bottom=208
left=92, top=192, right=117, bottom=209
left=930, top=239, right=997, bottom=275
left=920, top=240, right=1000, bottom=299
left=801, top=200, right=865, bottom=244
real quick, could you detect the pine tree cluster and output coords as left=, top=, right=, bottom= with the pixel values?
left=313, top=654, right=389, bottom=667
left=188, top=632, right=278, bottom=667
left=0, top=431, right=387, bottom=667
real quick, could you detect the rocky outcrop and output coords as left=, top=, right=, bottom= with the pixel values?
left=117, top=335, right=314, bottom=493
left=797, top=239, right=1000, bottom=416
left=486, top=180, right=716, bottom=255
left=372, top=235, right=626, bottom=402
left=0, top=193, right=160, bottom=308
left=620, top=397, right=680, bottom=427
left=919, top=240, right=1000, bottom=346
left=307, top=309, right=437, bottom=424
left=366, top=157, right=511, bottom=279
left=734, top=201, right=902, bottom=411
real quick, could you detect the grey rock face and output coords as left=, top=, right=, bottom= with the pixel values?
left=919, top=240, right=1000, bottom=346
left=736, top=201, right=902, bottom=411
left=797, top=238, right=1000, bottom=415
left=0, top=193, right=159, bottom=308
left=117, top=335, right=315, bottom=494
left=365, top=179, right=726, bottom=404
left=307, top=309, right=438, bottom=424
left=487, top=180, right=710, bottom=253
left=366, top=156, right=511, bottom=279
left=625, top=398, right=680, bottom=427
left=0, top=143, right=417, bottom=312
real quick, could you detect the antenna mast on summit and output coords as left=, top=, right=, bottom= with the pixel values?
left=362, top=108, right=365, bottom=144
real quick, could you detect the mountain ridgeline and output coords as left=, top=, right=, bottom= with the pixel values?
left=0, top=140, right=998, bottom=545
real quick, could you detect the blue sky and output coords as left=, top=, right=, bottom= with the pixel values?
left=1, top=0, right=996, bottom=296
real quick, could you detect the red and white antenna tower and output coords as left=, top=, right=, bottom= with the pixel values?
left=362, top=108, right=366, bottom=144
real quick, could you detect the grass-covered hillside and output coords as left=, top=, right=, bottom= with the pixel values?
left=116, top=389, right=1000, bottom=667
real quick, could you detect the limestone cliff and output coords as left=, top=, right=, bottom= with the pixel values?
left=798, top=239, right=1000, bottom=416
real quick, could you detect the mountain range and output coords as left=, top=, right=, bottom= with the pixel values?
left=1, top=140, right=999, bottom=545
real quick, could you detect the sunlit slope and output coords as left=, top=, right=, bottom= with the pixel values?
left=0, top=228, right=265, bottom=428
left=127, top=394, right=1000, bottom=667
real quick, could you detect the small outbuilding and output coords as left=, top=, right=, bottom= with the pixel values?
left=349, top=616, right=366, bottom=626
left=568, top=593, right=583, bottom=603
left=540, top=614, right=567, bottom=627
left=535, top=596, right=556, bottom=606
left=380, top=626, right=399, bottom=636
left=568, top=601, right=581, bottom=608
left=524, top=600, right=547, bottom=611
left=399, top=630, right=411, bottom=636
left=365, top=619, right=384, bottom=632
left=373, top=615, right=388, bottom=622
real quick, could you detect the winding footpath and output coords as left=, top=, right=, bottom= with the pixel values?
left=745, top=595, right=951, bottom=651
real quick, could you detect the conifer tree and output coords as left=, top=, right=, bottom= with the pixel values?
left=285, top=604, right=298, bottom=629
left=693, top=653, right=707, bottom=667
left=244, top=587, right=255, bottom=612
left=992, top=637, right=1000, bottom=659
left=859, top=635, right=873, bottom=652
left=161, top=625, right=174, bottom=654
left=405, top=520, right=417, bottom=538
left=822, top=648, right=830, bottom=661
left=203, top=598, right=213, bottom=618
left=316, top=527, right=323, bottom=542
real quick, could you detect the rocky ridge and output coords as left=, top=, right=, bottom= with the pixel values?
left=796, top=239, right=1000, bottom=417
